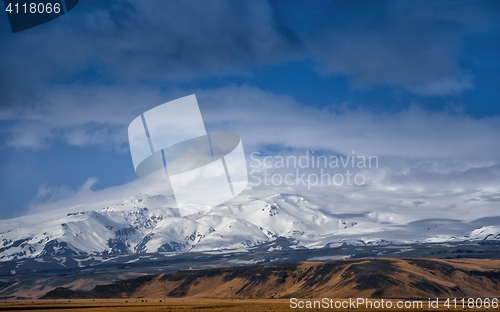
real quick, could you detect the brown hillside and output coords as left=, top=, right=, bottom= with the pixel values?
left=41, top=258, right=500, bottom=300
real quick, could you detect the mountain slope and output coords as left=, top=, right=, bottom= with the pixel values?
left=1, top=187, right=499, bottom=261
left=41, top=258, right=500, bottom=299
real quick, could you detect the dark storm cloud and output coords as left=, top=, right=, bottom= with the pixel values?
left=0, top=0, right=305, bottom=147
left=71, top=0, right=303, bottom=79
left=2, top=0, right=498, bottom=114
left=1, top=0, right=499, bottom=150
left=271, top=0, right=500, bottom=95
left=0, top=0, right=301, bottom=110
left=383, top=159, right=500, bottom=190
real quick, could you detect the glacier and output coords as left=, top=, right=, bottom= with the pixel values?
left=1, top=186, right=499, bottom=262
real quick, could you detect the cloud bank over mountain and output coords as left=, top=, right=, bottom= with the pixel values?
left=0, top=0, right=499, bottom=218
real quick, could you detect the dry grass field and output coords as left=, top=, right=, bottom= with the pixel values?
left=1, top=298, right=500, bottom=312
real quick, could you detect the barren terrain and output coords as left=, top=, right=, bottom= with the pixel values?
left=39, top=258, right=500, bottom=300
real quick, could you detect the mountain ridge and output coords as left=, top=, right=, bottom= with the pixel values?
left=40, top=258, right=500, bottom=300
left=1, top=188, right=499, bottom=262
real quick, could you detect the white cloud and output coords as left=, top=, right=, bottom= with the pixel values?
left=1, top=83, right=166, bottom=149
left=408, top=75, right=475, bottom=96
left=32, top=177, right=100, bottom=206
left=27, top=151, right=500, bottom=219
left=16, top=84, right=499, bottom=216
left=28, top=177, right=173, bottom=214
left=3, top=84, right=500, bottom=162
left=33, top=182, right=75, bottom=204
left=195, top=85, right=500, bottom=160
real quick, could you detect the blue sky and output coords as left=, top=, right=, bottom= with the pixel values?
left=0, top=0, right=499, bottom=219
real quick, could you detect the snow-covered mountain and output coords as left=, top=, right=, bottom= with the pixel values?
left=1, top=186, right=499, bottom=261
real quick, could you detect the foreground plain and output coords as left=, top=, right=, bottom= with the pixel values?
left=1, top=299, right=500, bottom=312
